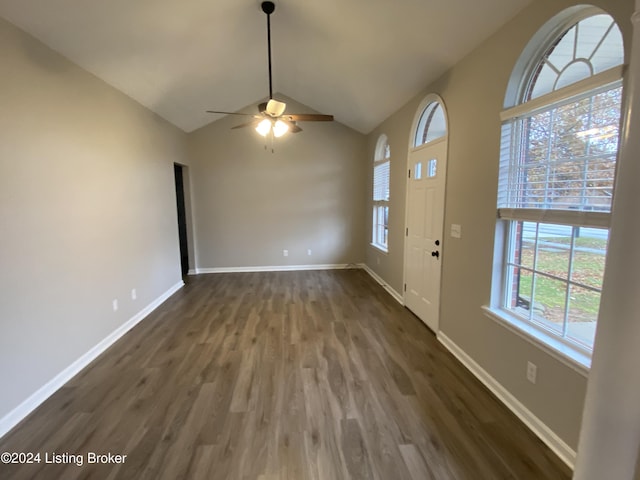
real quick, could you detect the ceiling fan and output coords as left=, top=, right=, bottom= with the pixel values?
left=206, top=1, right=334, bottom=138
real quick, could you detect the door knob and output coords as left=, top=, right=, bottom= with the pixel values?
left=431, top=251, right=439, bottom=259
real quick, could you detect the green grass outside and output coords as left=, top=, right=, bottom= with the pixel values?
left=517, top=236, right=607, bottom=322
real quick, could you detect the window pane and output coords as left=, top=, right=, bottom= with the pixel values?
left=526, top=14, right=623, bottom=99
left=571, top=228, right=608, bottom=289
left=536, top=224, right=571, bottom=279
left=509, top=221, right=536, bottom=269
left=526, top=110, right=551, bottom=160
left=415, top=101, right=446, bottom=146
left=578, top=16, right=623, bottom=74
left=427, top=159, right=437, bottom=178
left=501, top=86, right=621, bottom=211
left=373, top=161, right=390, bottom=201
left=576, top=15, right=613, bottom=60
left=506, top=267, right=533, bottom=315
left=531, top=274, right=566, bottom=333
left=372, top=205, right=389, bottom=249
left=383, top=206, right=389, bottom=245
left=522, top=165, right=547, bottom=208
left=566, top=285, right=600, bottom=346
left=555, top=61, right=592, bottom=90
left=529, top=63, right=558, bottom=100
left=519, top=222, right=536, bottom=269
left=415, top=162, right=422, bottom=180
left=546, top=26, right=576, bottom=73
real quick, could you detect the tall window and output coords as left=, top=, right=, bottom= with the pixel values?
left=372, top=135, right=390, bottom=251
left=493, top=10, right=624, bottom=356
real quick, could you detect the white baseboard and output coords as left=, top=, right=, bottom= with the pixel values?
left=195, top=264, right=358, bottom=274
left=360, top=264, right=404, bottom=305
left=187, top=268, right=197, bottom=275
left=0, top=280, right=184, bottom=440
left=437, top=332, right=576, bottom=470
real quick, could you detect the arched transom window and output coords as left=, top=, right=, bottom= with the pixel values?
left=527, top=14, right=623, bottom=100
left=414, top=101, right=446, bottom=147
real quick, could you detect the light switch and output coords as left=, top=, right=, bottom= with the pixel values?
left=451, top=224, right=462, bottom=238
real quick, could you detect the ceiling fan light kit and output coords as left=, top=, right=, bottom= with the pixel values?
left=272, top=119, right=289, bottom=137
left=205, top=1, right=333, bottom=140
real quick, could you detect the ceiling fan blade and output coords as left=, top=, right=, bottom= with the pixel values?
left=286, top=113, right=334, bottom=122
left=231, top=120, right=260, bottom=130
left=266, top=99, right=286, bottom=117
left=206, top=110, right=257, bottom=117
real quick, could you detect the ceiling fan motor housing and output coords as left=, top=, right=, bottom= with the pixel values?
left=261, top=2, right=275, bottom=15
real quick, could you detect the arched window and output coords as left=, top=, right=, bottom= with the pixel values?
left=492, top=8, right=624, bottom=358
left=525, top=14, right=623, bottom=100
left=372, top=135, right=390, bottom=251
left=414, top=101, right=447, bottom=147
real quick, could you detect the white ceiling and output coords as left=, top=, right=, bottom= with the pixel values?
left=0, top=0, right=532, bottom=134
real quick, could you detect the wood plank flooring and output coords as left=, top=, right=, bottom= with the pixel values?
left=0, top=270, right=571, bottom=479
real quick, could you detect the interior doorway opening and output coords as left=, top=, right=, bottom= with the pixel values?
left=173, top=163, right=190, bottom=277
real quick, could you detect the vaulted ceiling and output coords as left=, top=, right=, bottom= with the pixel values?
left=0, top=0, right=532, bottom=134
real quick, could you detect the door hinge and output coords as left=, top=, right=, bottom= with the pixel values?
left=404, top=283, right=407, bottom=292
left=406, top=227, right=409, bottom=236
left=408, top=169, right=411, bottom=178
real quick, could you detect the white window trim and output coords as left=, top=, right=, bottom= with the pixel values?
left=497, top=208, right=610, bottom=228
left=370, top=242, right=389, bottom=254
left=410, top=134, right=447, bottom=153
left=481, top=305, right=590, bottom=376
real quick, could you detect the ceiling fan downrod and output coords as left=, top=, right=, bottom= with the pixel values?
left=205, top=1, right=333, bottom=135
left=262, top=1, right=276, bottom=100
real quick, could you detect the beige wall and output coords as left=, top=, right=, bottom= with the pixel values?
left=365, top=110, right=414, bottom=294
left=0, top=18, right=188, bottom=421
left=188, top=96, right=367, bottom=270
left=364, top=0, right=633, bottom=453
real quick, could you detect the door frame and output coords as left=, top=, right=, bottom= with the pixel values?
left=403, top=93, right=450, bottom=331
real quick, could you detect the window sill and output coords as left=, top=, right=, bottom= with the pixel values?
left=370, top=243, right=388, bottom=254
left=481, top=305, right=590, bottom=377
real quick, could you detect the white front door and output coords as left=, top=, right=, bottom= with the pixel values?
left=404, top=138, right=446, bottom=332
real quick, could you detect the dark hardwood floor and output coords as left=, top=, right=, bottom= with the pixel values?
left=0, top=270, right=571, bottom=479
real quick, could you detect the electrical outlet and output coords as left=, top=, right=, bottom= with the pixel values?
left=283, top=249, right=288, bottom=257
left=112, top=299, right=119, bottom=312
left=131, top=289, right=137, bottom=300
left=307, top=249, right=312, bottom=256
left=526, top=361, right=537, bottom=384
